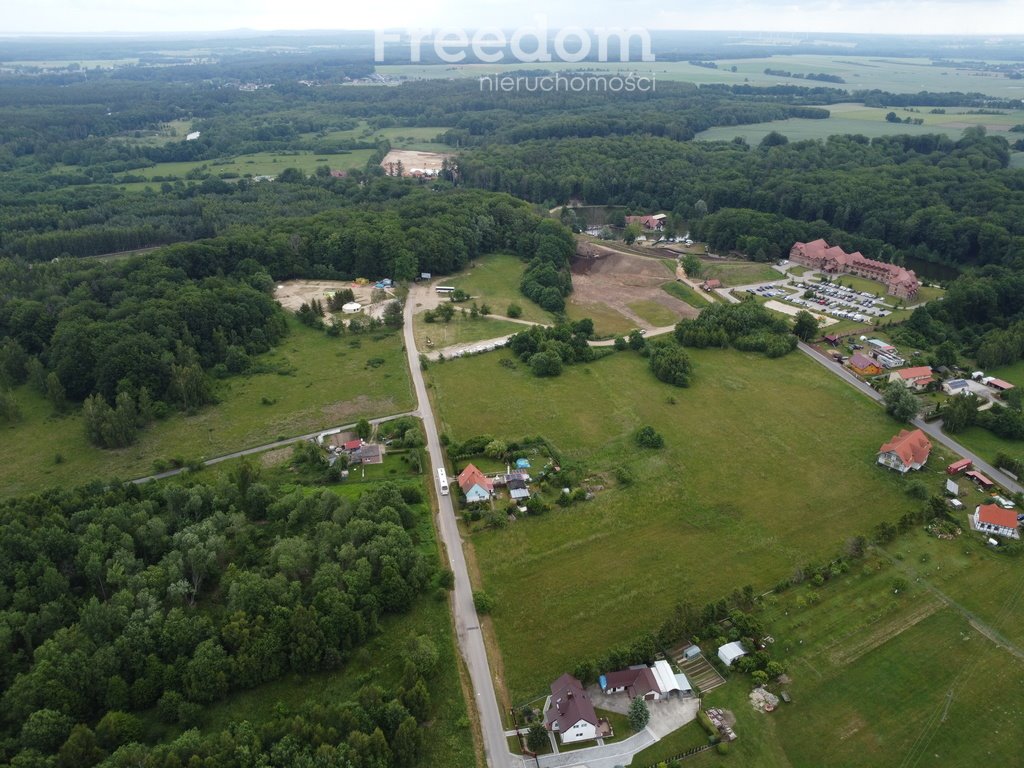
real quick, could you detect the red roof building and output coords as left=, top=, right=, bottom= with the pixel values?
left=625, top=214, right=666, bottom=230
left=974, top=504, right=1020, bottom=539
left=544, top=674, right=601, bottom=744
left=701, top=279, right=722, bottom=291
left=888, top=366, right=934, bottom=390
left=946, top=458, right=973, bottom=475
left=848, top=353, right=883, bottom=376
left=965, top=470, right=995, bottom=489
left=789, top=239, right=920, bottom=300
left=878, top=429, right=932, bottom=473
left=456, top=463, right=493, bottom=495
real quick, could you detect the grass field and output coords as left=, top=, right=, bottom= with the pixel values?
left=427, top=346, right=926, bottom=699
left=565, top=299, right=636, bottom=337
left=702, top=260, right=784, bottom=286
left=628, top=721, right=708, bottom=766
left=662, top=280, right=714, bottom=306
left=447, top=253, right=554, bottom=324
left=688, top=530, right=1024, bottom=768
left=412, top=311, right=526, bottom=351
left=0, top=317, right=413, bottom=497
left=627, top=300, right=683, bottom=327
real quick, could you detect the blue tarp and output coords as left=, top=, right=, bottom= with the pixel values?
left=598, top=674, right=607, bottom=691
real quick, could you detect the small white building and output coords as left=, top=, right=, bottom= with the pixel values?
left=341, top=302, right=362, bottom=313
left=718, top=641, right=748, bottom=667
left=185, top=131, right=201, bottom=141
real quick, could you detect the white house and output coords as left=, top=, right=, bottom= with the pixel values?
left=718, top=641, right=748, bottom=667
left=545, top=674, right=600, bottom=744
left=877, top=429, right=932, bottom=473
left=974, top=504, right=1020, bottom=540
left=942, top=379, right=971, bottom=396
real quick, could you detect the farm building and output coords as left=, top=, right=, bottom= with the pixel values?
left=983, top=377, right=1015, bottom=394
left=888, top=366, right=934, bottom=391
left=974, top=505, right=1020, bottom=540
left=848, top=353, right=882, bottom=376
left=942, top=379, right=972, bottom=396
left=823, top=333, right=841, bottom=347
left=457, top=463, right=493, bottom=502
left=965, top=470, right=995, bottom=490
left=625, top=213, right=666, bottom=230
left=682, top=645, right=702, bottom=660
left=877, top=429, right=932, bottom=473
left=600, top=660, right=693, bottom=701
left=718, top=642, right=748, bottom=667
left=867, top=339, right=896, bottom=353
left=507, top=477, right=530, bottom=501
left=544, top=674, right=604, bottom=744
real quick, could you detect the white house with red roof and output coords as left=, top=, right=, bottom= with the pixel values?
left=625, top=213, right=666, bottom=230
left=974, top=504, right=1020, bottom=539
left=457, top=463, right=493, bottom=503
left=888, top=366, right=935, bottom=391
left=544, top=673, right=603, bottom=744
left=878, top=429, right=932, bottom=473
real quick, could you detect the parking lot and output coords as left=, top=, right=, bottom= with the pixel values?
left=744, top=277, right=895, bottom=324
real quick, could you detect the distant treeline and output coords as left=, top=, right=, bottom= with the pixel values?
left=764, top=68, right=846, bottom=84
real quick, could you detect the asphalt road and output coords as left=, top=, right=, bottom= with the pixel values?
left=403, top=285, right=511, bottom=768
left=797, top=341, right=1022, bottom=495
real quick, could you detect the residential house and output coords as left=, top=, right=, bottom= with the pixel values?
left=718, top=642, right=748, bottom=667
left=544, top=674, right=602, bottom=744
left=789, top=239, right=920, bottom=300
left=888, top=366, right=934, bottom=391
left=457, top=463, right=493, bottom=503
left=877, top=429, right=932, bottom=473
left=974, top=504, right=1020, bottom=540
left=701, top=279, right=722, bottom=291
left=355, top=443, right=384, bottom=465
left=848, top=353, right=882, bottom=376
left=625, top=213, right=666, bottom=230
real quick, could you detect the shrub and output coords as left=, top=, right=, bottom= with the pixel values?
left=635, top=425, right=665, bottom=449
left=473, top=590, right=495, bottom=614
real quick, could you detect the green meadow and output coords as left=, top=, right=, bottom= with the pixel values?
left=0, top=318, right=413, bottom=496
left=427, top=345, right=927, bottom=698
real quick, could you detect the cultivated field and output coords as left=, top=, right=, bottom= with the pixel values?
left=0, top=318, right=413, bottom=496
left=427, top=346, right=926, bottom=698
left=688, top=531, right=1024, bottom=768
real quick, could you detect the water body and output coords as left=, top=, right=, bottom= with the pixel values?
left=903, top=255, right=960, bottom=283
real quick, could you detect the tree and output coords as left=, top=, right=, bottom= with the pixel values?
left=649, top=343, right=693, bottom=387
left=506, top=303, right=522, bottom=318
left=529, top=351, right=562, bottom=378
left=484, top=440, right=507, bottom=459
left=628, top=696, right=650, bottom=731
left=391, top=716, right=422, bottom=768
left=0, top=388, right=21, bottom=423
left=792, top=310, right=819, bottom=342
left=20, top=709, right=73, bottom=753
left=526, top=722, right=549, bottom=752
left=383, top=300, right=404, bottom=329
left=883, top=382, right=920, bottom=423
left=635, top=425, right=665, bottom=449
left=760, top=131, right=789, bottom=148
left=56, top=725, right=104, bottom=768
left=681, top=254, right=703, bottom=278
left=356, top=418, right=372, bottom=440
left=473, top=591, right=495, bottom=614
left=623, top=222, right=642, bottom=244
left=941, top=393, right=978, bottom=433
left=628, top=329, right=646, bottom=351
left=613, top=336, right=627, bottom=351
left=94, top=712, right=142, bottom=751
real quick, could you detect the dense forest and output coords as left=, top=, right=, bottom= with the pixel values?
left=0, top=475, right=446, bottom=768
left=461, top=129, right=1023, bottom=269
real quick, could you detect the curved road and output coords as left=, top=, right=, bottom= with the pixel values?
left=402, top=288, right=511, bottom=768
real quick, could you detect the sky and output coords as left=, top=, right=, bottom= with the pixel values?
left=2, top=0, right=1024, bottom=36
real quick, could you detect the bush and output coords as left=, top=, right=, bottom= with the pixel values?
left=506, top=303, right=523, bottom=318
left=473, top=590, right=495, bottom=614
left=717, top=741, right=730, bottom=755
left=635, top=425, right=665, bottom=449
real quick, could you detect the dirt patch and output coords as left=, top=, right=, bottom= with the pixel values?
left=258, top=446, right=293, bottom=468
left=380, top=149, right=453, bottom=176
left=570, top=242, right=699, bottom=330
left=274, top=279, right=383, bottom=311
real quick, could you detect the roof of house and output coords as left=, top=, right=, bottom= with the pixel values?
left=849, top=353, right=878, bottom=370
left=703, top=279, right=722, bottom=288
left=879, top=429, right=932, bottom=467
left=893, top=366, right=934, bottom=381
left=457, top=463, right=493, bottom=494
left=987, top=378, right=1014, bottom=390
left=977, top=504, right=1019, bottom=530
left=343, top=438, right=363, bottom=451
left=603, top=667, right=660, bottom=698
left=545, top=674, right=598, bottom=732
left=718, top=641, right=748, bottom=665
left=945, top=379, right=970, bottom=390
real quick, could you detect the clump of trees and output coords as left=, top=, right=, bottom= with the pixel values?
left=674, top=300, right=798, bottom=357
left=520, top=219, right=575, bottom=312
left=507, top=320, right=600, bottom=378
